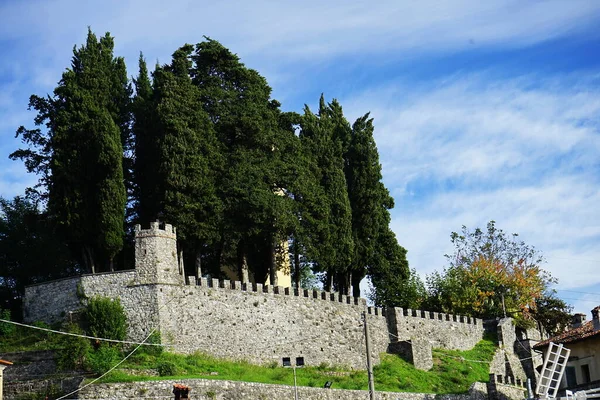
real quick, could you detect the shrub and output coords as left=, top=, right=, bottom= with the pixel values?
left=56, top=323, right=92, bottom=371
left=85, top=296, right=127, bottom=341
left=87, top=343, right=122, bottom=375
left=0, top=308, right=15, bottom=336
left=157, top=361, right=177, bottom=376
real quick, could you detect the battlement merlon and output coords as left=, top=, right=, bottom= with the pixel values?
left=134, top=221, right=181, bottom=285
left=134, top=222, right=177, bottom=239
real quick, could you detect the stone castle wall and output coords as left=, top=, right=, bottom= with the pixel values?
left=23, top=273, right=485, bottom=370
left=156, top=278, right=390, bottom=369
left=388, top=307, right=484, bottom=351
left=22, top=223, right=487, bottom=371
left=24, top=271, right=158, bottom=342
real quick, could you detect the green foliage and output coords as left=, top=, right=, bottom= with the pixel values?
left=368, top=229, right=412, bottom=307
left=375, top=335, right=497, bottom=393
left=370, top=268, right=426, bottom=309
left=299, top=99, right=354, bottom=291
left=346, top=112, right=403, bottom=297
left=0, top=308, right=15, bottom=336
left=425, top=221, right=558, bottom=325
left=85, top=296, right=127, bottom=341
left=157, top=360, right=178, bottom=376
left=138, top=331, right=163, bottom=357
left=56, top=323, right=92, bottom=371
left=87, top=343, right=122, bottom=375
left=11, top=29, right=129, bottom=273
left=0, top=196, right=78, bottom=310
left=0, top=322, right=63, bottom=353
left=533, top=291, right=573, bottom=336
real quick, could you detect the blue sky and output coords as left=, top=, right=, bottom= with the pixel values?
left=1, top=0, right=600, bottom=316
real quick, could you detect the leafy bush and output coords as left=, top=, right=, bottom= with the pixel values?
left=85, top=296, right=127, bottom=341
left=157, top=361, right=177, bottom=376
left=56, top=323, right=92, bottom=371
left=87, top=343, right=122, bottom=375
left=0, top=308, right=16, bottom=336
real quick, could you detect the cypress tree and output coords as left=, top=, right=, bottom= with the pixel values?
left=151, top=45, right=223, bottom=277
left=11, top=29, right=128, bottom=273
left=345, top=113, right=399, bottom=296
left=190, top=39, right=295, bottom=283
left=132, top=53, right=161, bottom=225
left=299, top=98, right=354, bottom=292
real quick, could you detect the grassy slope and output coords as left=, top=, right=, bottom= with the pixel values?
left=0, top=326, right=497, bottom=394
left=100, top=335, right=496, bottom=394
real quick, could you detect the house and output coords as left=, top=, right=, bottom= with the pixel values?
left=534, top=306, right=600, bottom=391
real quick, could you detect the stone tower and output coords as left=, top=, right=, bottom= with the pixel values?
left=134, top=222, right=183, bottom=285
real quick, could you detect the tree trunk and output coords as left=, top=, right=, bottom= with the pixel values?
left=351, top=272, right=361, bottom=298
left=325, top=270, right=333, bottom=292
left=108, top=258, right=114, bottom=272
left=195, top=249, right=202, bottom=278
left=83, top=246, right=96, bottom=274
left=269, top=234, right=277, bottom=286
left=237, top=240, right=249, bottom=283
left=294, top=238, right=301, bottom=289
left=348, top=271, right=353, bottom=296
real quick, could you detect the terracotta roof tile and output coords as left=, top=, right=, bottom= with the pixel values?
left=534, top=321, right=600, bottom=349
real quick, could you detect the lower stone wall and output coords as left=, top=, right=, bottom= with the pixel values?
left=78, top=379, right=490, bottom=400
left=4, top=377, right=84, bottom=400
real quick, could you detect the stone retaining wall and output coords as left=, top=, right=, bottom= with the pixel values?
left=78, top=378, right=491, bottom=400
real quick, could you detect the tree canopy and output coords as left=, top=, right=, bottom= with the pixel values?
left=11, top=29, right=129, bottom=273
left=5, top=29, right=410, bottom=316
left=425, top=221, right=556, bottom=327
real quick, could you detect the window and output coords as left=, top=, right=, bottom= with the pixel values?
left=566, top=366, right=577, bottom=388
left=581, top=364, right=591, bottom=384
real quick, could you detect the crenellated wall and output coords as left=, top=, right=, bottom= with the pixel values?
left=22, top=223, right=490, bottom=371
left=387, top=307, right=484, bottom=351
left=156, top=277, right=392, bottom=369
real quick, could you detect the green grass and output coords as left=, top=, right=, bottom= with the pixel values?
left=0, top=324, right=497, bottom=394
left=0, top=325, right=63, bottom=352
left=374, top=336, right=497, bottom=393
left=94, top=335, right=497, bottom=394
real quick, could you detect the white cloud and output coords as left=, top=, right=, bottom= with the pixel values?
left=343, top=74, right=600, bottom=191
left=342, top=73, right=600, bottom=313
left=1, top=0, right=599, bottom=312
left=2, top=0, right=600, bottom=76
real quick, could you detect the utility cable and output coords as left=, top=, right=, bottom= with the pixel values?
left=54, top=289, right=182, bottom=399
left=55, top=328, right=157, bottom=400
left=0, top=319, right=171, bottom=348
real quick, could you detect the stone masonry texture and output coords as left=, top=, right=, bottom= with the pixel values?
left=78, top=378, right=491, bottom=400
left=23, top=223, right=488, bottom=371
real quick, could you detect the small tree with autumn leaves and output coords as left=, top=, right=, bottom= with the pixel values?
left=425, top=221, right=555, bottom=328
